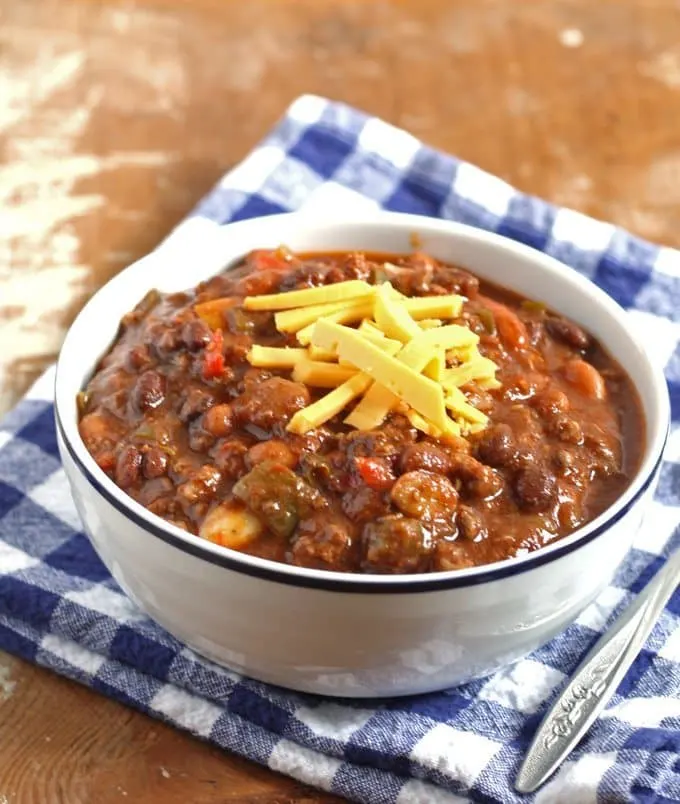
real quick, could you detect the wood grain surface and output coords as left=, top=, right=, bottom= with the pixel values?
left=1, top=0, right=679, bottom=801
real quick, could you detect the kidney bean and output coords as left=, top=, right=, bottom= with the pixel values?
left=400, top=443, right=452, bottom=474
left=132, top=370, right=166, bottom=413
left=448, top=453, right=504, bottom=500
left=142, top=446, right=168, bottom=479
left=115, top=445, right=142, bottom=488
left=514, top=464, right=557, bottom=512
left=182, top=319, right=212, bottom=351
left=474, top=424, right=517, bottom=467
left=546, top=317, right=590, bottom=350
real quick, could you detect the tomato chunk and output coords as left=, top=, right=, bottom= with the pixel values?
left=354, top=457, right=396, bottom=491
left=247, top=248, right=291, bottom=273
left=202, top=329, right=225, bottom=380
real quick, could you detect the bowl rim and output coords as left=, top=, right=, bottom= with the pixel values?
left=55, top=211, right=671, bottom=594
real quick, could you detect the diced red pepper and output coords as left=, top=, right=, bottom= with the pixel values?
left=202, top=329, right=225, bottom=380
left=354, top=457, right=396, bottom=491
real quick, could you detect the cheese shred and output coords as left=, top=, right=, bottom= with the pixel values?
left=237, top=275, right=500, bottom=437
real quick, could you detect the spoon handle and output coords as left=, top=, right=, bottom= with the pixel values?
left=516, top=548, right=680, bottom=794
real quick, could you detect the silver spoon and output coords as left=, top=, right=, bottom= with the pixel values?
left=516, top=545, right=680, bottom=794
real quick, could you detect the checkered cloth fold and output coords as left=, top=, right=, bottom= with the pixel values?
left=1, top=95, right=680, bottom=803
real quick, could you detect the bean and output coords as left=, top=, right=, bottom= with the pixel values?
left=563, top=359, right=606, bottom=400
left=391, top=470, right=458, bottom=520
left=142, top=446, right=168, bottom=479
left=474, top=424, right=517, bottom=467
left=552, top=448, right=576, bottom=476
left=132, top=370, right=166, bottom=412
left=202, top=403, right=233, bottom=438
left=182, top=319, right=212, bottom=351
left=514, top=464, right=557, bottom=512
left=246, top=440, right=297, bottom=469
left=115, top=445, right=142, bottom=489
left=546, top=317, right=590, bottom=350
left=457, top=505, right=487, bottom=541
left=559, top=500, right=582, bottom=530
left=400, top=443, right=451, bottom=474
left=448, top=453, right=504, bottom=500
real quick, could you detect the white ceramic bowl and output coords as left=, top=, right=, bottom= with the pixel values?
left=55, top=212, right=670, bottom=697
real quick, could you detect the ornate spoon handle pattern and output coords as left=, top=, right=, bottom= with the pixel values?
left=516, top=547, right=680, bottom=794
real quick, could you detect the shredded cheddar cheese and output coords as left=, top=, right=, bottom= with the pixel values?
left=243, top=280, right=373, bottom=310
left=237, top=276, right=500, bottom=436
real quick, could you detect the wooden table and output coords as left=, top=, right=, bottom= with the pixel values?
left=1, top=0, right=679, bottom=800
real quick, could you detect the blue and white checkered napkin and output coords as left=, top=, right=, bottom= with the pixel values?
left=1, top=95, right=680, bottom=803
